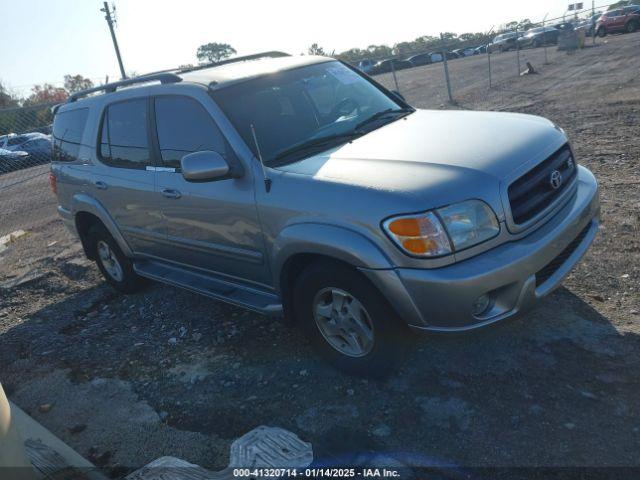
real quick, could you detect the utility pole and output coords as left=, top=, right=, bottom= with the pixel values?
left=440, top=33, right=454, bottom=103
left=592, top=0, right=596, bottom=45
left=101, top=2, right=126, bottom=79
left=487, top=26, right=494, bottom=89
left=543, top=13, right=549, bottom=65
left=515, top=24, right=521, bottom=77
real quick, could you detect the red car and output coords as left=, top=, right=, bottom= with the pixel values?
left=596, top=6, right=640, bottom=36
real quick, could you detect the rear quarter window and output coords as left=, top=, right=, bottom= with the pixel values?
left=52, top=108, right=89, bottom=162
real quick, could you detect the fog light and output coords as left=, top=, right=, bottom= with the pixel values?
left=472, top=294, right=492, bottom=317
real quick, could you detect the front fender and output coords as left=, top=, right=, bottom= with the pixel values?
left=71, top=193, right=133, bottom=257
left=271, top=222, right=393, bottom=290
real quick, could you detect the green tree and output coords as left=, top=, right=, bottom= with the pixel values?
left=0, top=81, right=18, bottom=109
left=64, top=74, right=94, bottom=93
left=196, top=42, right=237, bottom=64
left=308, top=43, right=326, bottom=56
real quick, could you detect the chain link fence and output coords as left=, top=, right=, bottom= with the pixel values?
left=362, top=1, right=624, bottom=105
left=0, top=102, right=56, bottom=240
left=0, top=0, right=632, bottom=244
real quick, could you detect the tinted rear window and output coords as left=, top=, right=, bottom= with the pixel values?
left=52, top=108, right=89, bottom=162
left=53, top=109, right=88, bottom=144
left=99, top=98, right=151, bottom=169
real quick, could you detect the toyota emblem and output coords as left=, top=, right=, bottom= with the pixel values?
left=550, top=170, right=563, bottom=190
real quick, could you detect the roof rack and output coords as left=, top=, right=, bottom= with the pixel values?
left=67, top=73, right=182, bottom=103
left=178, top=51, right=290, bottom=74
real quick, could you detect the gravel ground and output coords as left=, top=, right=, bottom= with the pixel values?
left=0, top=34, right=639, bottom=478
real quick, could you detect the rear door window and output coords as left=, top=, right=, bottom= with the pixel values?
left=99, top=98, right=151, bottom=169
left=153, top=96, right=230, bottom=169
left=52, top=108, right=89, bottom=162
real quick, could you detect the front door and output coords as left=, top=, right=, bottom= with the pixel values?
left=151, top=95, right=270, bottom=287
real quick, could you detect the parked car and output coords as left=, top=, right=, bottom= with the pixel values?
left=596, top=6, right=640, bottom=36
left=489, top=32, right=520, bottom=52
left=18, top=134, right=52, bottom=166
left=371, top=58, right=413, bottom=74
left=407, top=53, right=432, bottom=67
left=357, top=59, right=376, bottom=74
left=428, top=52, right=443, bottom=63
left=584, top=13, right=603, bottom=36
left=552, top=22, right=575, bottom=32
left=51, top=53, right=600, bottom=376
left=0, top=133, right=17, bottom=149
left=475, top=45, right=488, bottom=54
left=0, top=148, right=29, bottom=173
left=2, top=132, right=44, bottom=152
left=517, top=26, right=560, bottom=48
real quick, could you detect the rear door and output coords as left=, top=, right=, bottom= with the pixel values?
left=609, top=10, right=624, bottom=30
left=151, top=94, right=269, bottom=286
left=91, top=97, right=164, bottom=257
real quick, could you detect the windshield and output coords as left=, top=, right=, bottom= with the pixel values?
left=211, top=61, right=407, bottom=166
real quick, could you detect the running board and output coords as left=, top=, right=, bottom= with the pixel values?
left=134, top=260, right=282, bottom=316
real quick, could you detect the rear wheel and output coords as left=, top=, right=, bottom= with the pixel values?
left=88, top=224, right=147, bottom=293
left=598, top=26, right=607, bottom=37
left=293, top=261, right=408, bottom=378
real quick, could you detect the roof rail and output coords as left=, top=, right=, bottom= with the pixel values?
left=178, top=51, right=290, bottom=74
left=67, top=73, right=182, bottom=103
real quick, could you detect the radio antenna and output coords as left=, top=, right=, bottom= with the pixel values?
left=250, top=124, right=272, bottom=193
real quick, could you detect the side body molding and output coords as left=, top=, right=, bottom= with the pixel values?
left=271, top=222, right=394, bottom=291
left=71, top=193, right=134, bottom=257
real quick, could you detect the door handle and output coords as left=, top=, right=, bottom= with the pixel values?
left=162, top=188, right=181, bottom=199
left=94, top=181, right=108, bottom=190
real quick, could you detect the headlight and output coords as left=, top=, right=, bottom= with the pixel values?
left=437, top=200, right=500, bottom=251
left=383, top=200, right=499, bottom=257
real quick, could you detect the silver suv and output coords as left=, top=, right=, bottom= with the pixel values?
left=51, top=52, right=600, bottom=376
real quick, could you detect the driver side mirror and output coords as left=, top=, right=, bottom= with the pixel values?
left=181, top=151, right=231, bottom=182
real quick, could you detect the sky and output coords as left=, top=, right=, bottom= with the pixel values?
left=0, top=0, right=607, bottom=97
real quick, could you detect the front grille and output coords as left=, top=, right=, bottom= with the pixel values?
left=535, top=223, right=591, bottom=286
left=508, top=145, right=577, bottom=225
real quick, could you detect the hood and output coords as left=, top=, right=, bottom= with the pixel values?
left=278, top=109, right=565, bottom=181
left=276, top=109, right=567, bottom=216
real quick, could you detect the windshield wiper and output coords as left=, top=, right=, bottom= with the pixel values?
left=355, top=107, right=414, bottom=132
left=270, top=132, right=363, bottom=165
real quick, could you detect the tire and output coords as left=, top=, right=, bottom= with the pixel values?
left=598, top=26, right=606, bottom=37
left=293, top=261, right=409, bottom=378
left=87, top=223, right=147, bottom=293
left=626, top=21, right=638, bottom=33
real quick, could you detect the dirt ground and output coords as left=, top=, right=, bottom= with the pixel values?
left=0, top=33, right=638, bottom=478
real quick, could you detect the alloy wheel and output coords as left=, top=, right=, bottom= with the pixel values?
left=312, top=287, right=375, bottom=358
left=97, top=240, right=124, bottom=282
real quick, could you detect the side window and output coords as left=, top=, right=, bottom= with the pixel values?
left=99, top=98, right=151, bottom=169
left=154, top=96, right=230, bottom=169
left=52, top=108, right=89, bottom=162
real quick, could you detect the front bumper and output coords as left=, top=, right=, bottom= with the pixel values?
left=362, top=166, right=600, bottom=332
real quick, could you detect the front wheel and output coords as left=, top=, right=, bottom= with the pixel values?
left=88, top=224, right=147, bottom=293
left=626, top=21, right=638, bottom=33
left=293, top=261, right=408, bottom=378
left=598, top=26, right=606, bottom=37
